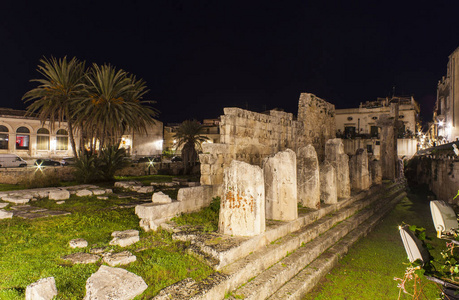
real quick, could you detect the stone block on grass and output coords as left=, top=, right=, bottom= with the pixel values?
left=25, top=277, right=57, bottom=300
left=109, top=229, right=140, bottom=247
left=49, top=190, right=70, bottom=200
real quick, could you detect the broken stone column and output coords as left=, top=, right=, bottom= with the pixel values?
left=219, top=160, right=265, bottom=236
left=349, top=148, right=371, bottom=191
left=297, top=145, right=320, bottom=209
left=263, top=149, right=297, bottom=221
left=370, top=159, right=382, bottom=185
left=320, top=161, right=337, bottom=204
left=325, top=138, right=350, bottom=199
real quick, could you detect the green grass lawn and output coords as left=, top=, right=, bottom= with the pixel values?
left=304, top=187, right=446, bottom=300
left=0, top=193, right=214, bottom=299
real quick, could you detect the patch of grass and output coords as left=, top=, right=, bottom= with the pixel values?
left=0, top=198, right=214, bottom=299
left=303, top=188, right=443, bottom=299
left=0, top=184, right=27, bottom=192
left=172, top=197, right=220, bottom=232
left=115, top=174, right=200, bottom=185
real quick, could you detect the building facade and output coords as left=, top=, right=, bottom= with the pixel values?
left=434, top=46, right=459, bottom=142
left=335, top=96, right=420, bottom=158
left=0, top=108, right=163, bottom=159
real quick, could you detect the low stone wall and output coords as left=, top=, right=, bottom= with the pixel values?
left=0, top=167, right=75, bottom=184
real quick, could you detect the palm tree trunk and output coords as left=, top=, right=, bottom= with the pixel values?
left=67, top=120, right=78, bottom=158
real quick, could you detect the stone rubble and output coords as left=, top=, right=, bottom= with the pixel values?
left=109, top=230, right=140, bottom=247
left=69, top=238, right=88, bottom=248
left=0, top=209, right=13, bottom=219
left=48, top=189, right=70, bottom=200
left=0, top=202, right=8, bottom=208
left=25, top=277, right=58, bottom=300
left=84, top=265, right=148, bottom=300
left=62, top=252, right=100, bottom=264
left=76, top=189, right=93, bottom=197
left=152, top=191, right=172, bottom=204
left=103, top=251, right=137, bottom=266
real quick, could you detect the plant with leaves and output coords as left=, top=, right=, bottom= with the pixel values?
left=98, top=146, right=130, bottom=181
left=73, top=150, right=101, bottom=183
left=173, top=120, right=209, bottom=174
left=22, top=56, right=86, bottom=157
left=74, top=64, right=158, bottom=151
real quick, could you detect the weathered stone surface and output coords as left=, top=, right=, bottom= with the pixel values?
left=25, top=277, right=57, bottom=300
left=97, top=196, right=108, bottom=200
left=219, top=160, right=265, bottom=236
left=90, top=247, right=107, bottom=254
left=84, top=265, right=147, bottom=300
left=325, top=139, right=350, bottom=199
left=63, top=253, right=100, bottom=264
left=92, top=189, right=106, bottom=195
left=320, top=162, right=337, bottom=204
left=49, top=189, right=70, bottom=200
left=0, top=209, right=13, bottom=219
left=0, top=202, right=8, bottom=208
left=76, top=189, right=93, bottom=197
left=2, top=195, right=30, bottom=204
left=297, top=145, right=320, bottom=209
left=263, top=149, right=298, bottom=220
left=370, top=159, right=382, bottom=185
left=69, top=238, right=88, bottom=248
left=152, top=192, right=172, bottom=204
left=137, top=186, right=154, bottom=193
left=103, top=251, right=136, bottom=266
left=109, top=230, right=139, bottom=247
left=349, top=148, right=371, bottom=191
left=56, top=201, right=65, bottom=205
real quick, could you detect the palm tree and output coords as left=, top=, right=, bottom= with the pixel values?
left=74, top=63, right=158, bottom=151
left=174, top=120, right=209, bottom=173
left=22, top=56, right=86, bottom=157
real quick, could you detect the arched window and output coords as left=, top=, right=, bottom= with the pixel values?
left=56, top=129, right=69, bottom=150
left=0, top=125, right=8, bottom=150
left=37, top=128, right=50, bottom=150
left=16, top=127, right=30, bottom=150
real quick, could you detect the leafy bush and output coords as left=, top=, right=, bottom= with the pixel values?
left=73, top=150, right=101, bottom=183
left=98, top=146, right=129, bottom=181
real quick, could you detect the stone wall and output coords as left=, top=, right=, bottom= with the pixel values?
left=0, top=167, right=75, bottom=184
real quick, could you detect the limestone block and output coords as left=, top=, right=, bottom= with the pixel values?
left=325, top=139, right=350, bottom=199
left=370, top=159, right=382, bottom=185
left=2, top=195, right=30, bottom=204
left=349, top=148, right=371, bottom=191
left=25, top=277, right=57, bottom=300
left=63, top=253, right=100, bottom=264
left=92, top=189, right=106, bottom=195
left=105, top=189, right=113, bottom=194
left=56, top=201, right=65, bottom=205
left=137, top=186, right=154, bottom=193
left=84, top=265, right=147, bottom=300
left=297, top=145, right=320, bottom=209
left=109, top=230, right=139, bottom=247
left=0, top=202, right=8, bottom=208
left=37, top=190, right=50, bottom=198
left=103, top=251, right=137, bottom=266
left=219, top=160, right=265, bottom=236
left=0, top=209, right=13, bottom=219
left=263, top=149, right=298, bottom=221
left=320, top=162, right=337, bottom=204
left=76, top=189, right=93, bottom=197
left=49, top=189, right=70, bottom=200
left=152, top=192, right=172, bottom=204
left=202, top=143, right=229, bottom=154
left=69, top=238, right=88, bottom=248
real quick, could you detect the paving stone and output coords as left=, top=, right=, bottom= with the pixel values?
left=0, top=202, right=9, bottom=209
left=76, top=189, right=93, bottom=197
left=102, top=251, right=137, bottom=266
left=137, top=186, right=154, bottom=193
left=90, top=247, right=108, bottom=254
left=92, top=189, right=106, bottom=195
left=62, top=252, right=100, bottom=264
left=0, top=209, right=13, bottom=219
left=69, top=238, right=88, bottom=248
left=2, top=195, right=30, bottom=204
left=49, top=190, right=70, bottom=200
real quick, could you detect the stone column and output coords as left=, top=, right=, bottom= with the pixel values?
left=320, top=161, right=337, bottom=204
left=297, top=145, right=320, bottom=209
left=325, top=138, right=350, bottom=199
left=263, top=149, right=297, bottom=221
left=349, top=148, right=371, bottom=191
left=377, top=108, right=402, bottom=181
left=370, top=159, right=382, bottom=185
left=219, top=160, right=265, bottom=236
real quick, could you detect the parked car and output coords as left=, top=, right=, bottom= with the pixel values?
left=0, top=154, right=27, bottom=168
left=171, top=156, right=183, bottom=162
left=60, top=157, right=76, bottom=166
left=34, top=159, right=61, bottom=167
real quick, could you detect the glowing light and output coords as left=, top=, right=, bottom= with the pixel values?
left=439, top=121, right=444, bottom=127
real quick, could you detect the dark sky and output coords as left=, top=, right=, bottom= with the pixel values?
left=1, top=1, right=459, bottom=124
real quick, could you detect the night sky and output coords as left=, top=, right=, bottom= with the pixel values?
left=1, top=1, right=459, bottom=124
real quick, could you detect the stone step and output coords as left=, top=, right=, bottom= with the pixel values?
left=152, top=181, right=405, bottom=300
left=226, top=185, right=406, bottom=300
left=268, top=189, right=406, bottom=299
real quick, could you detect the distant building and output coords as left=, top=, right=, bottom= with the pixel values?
left=434, top=46, right=459, bottom=142
left=0, top=108, right=163, bottom=159
left=163, top=119, right=220, bottom=155
left=335, top=96, right=420, bottom=158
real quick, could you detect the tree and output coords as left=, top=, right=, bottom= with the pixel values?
left=74, top=63, right=158, bottom=151
left=173, top=120, right=209, bottom=173
left=22, top=56, right=86, bottom=157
